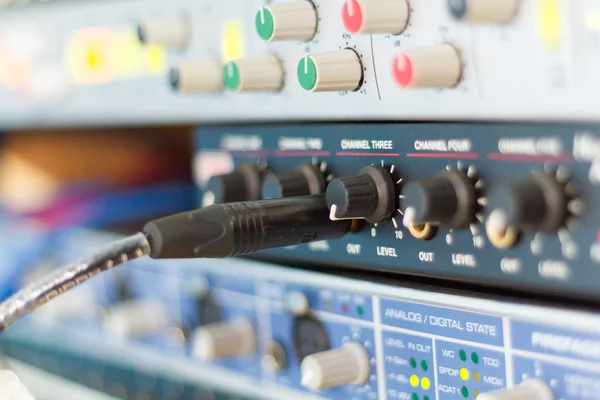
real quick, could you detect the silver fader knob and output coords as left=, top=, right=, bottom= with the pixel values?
left=478, top=379, right=554, bottom=400
left=137, top=15, right=190, bottom=49
left=169, top=60, right=223, bottom=94
left=105, top=299, right=170, bottom=338
left=224, top=55, right=284, bottom=92
left=301, top=342, right=370, bottom=390
left=448, top=0, right=519, bottom=23
left=192, top=318, right=256, bottom=361
left=255, top=1, right=318, bottom=42
left=297, top=49, right=363, bottom=92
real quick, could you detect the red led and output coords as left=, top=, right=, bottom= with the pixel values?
left=392, top=53, right=413, bottom=88
left=341, top=304, right=349, bottom=313
left=342, top=0, right=363, bottom=34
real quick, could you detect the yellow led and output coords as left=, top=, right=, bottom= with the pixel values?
left=421, top=377, right=431, bottom=390
left=537, top=0, right=561, bottom=50
left=472, top=370, right=481, bottom=382
left=460, top=368, right=470, bottom=381
left=586, top=11, right=600, bottom=31
left=143, top=44, right=166, bottom=76
left=111, top=30, right=142, bottom=78
left=222, top=21, right=244, bottom=63
left=410, top=375, right=420, bottom=387
left=66, top=27, right=114, bottom=85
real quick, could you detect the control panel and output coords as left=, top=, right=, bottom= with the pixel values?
left=4, top=230, right=600, bottom=400
left=194, top=123, right=600, bottom=301
left=0, top=0, right=599, bottom=126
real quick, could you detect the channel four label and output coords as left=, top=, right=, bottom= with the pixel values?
left=383, top=331, right=435, bottom=400
left=379, top=298, right=504, bottom=346
left=511, top=320, right=600, bottom=363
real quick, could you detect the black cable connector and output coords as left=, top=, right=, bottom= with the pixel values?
left=0, top=195, right=354, bottom=331
left=144, top=194, right=353, bottom=259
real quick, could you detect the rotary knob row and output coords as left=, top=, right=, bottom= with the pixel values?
left=325, top=166, right=578, bottom=238
left=170, top=44, right=463, bottom=95
left=137, top=0, right=519, bottom=50
left=202, top=163, right=328, bottom=205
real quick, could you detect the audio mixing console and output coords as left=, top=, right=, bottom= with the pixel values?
left=195, top=123, right=600, bottom=301
left=2, top=230, right=600, bottom=400
left=0, top=0, right=599, bottom=127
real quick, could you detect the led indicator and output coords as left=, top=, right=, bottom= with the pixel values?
left=461, top=386, right=469, bottom=398
left=459, top=349, right=467, bottom=362
left=424, top=397, right=430, bottom=400
left=474, top=389, right=481, bottom=398
left=410, top=357, right=417, bottom=368
left=411, top=393, right=419, bottom=400
left=472, top=370, right=481, bottom=382
left=421, top=360, right=428, bottom=371
left=222, top=21, right=244, bottom=63
left=421, top=377, right=431, bottom=390
left=297, top=56, right=317, bottom=91
left=341, top=304, right=349, bottom=313
left=142, top=44, right=166, bottom=76
left=67, top=27, right=114, bottom=85
left=460, top=368, right=470, bottom=381
left=471, top=352, right=479, bottom=364
left=410, top=375, right=420, bottom=387
left=356, top=305, right=364, bottom=316
left=537, top=0, right=561, bottom=50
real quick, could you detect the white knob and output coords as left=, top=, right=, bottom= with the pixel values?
left=169, top=60, right=223, bottom=94
left=255, top=1, right=318, bottom=42
left=342, top=0, right=409, bottom=34
left=105, top=299, right=170, bottom=338
left=392, top=44, right=462, bottom=88
left=137, top=15, right=190, bottom=49
left=297, top=49, right=363, bottom=92
left=192, top=318, right=256, bottom=361
left=478, top=379, right=554, bottom=400
left=300, top=342, right=370, bottom=390
left=285, top=291, right=310, bottom=315
left=223, top=55, right=284, bottom=92
left=448, top=0, right=519, bottom=23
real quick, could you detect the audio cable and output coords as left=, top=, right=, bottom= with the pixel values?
left=0, top=195, right=356, bottom=332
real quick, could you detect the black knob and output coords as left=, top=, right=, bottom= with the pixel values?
left=401, top=169, right=476, bottom=229
left=325, top=165, right=395, bottom=224
left=487, top=171, right=567, bottom=233
left=262, top=164, right=326, bottom=199
left=202, top=164, right=264, bottom=206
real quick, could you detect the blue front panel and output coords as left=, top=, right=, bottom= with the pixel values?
left=195, top=123, right=600, bottom=300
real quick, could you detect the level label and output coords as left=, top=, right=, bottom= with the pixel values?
left=383, top=332, right=435, bottom=400
left=436, top=341, right=506, bottom=400
left=379, top=299, right=504, bottom=346
left=511, top=320, right=600, bottom=363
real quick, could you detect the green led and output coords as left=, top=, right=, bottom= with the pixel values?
left=471, top=352, right=479, bottom=364
left=356, top=305, right=364, bottom=316
left=461, top=386, right=469, bottom=398
left=421, top=360, right=428, bottom=371
left=411, top=393, right=419, bottom=400
left=410, top=357, right=417, bottom=368
left=424, top=397, right=430, bottom=400
left=459, top=349, right=467, bottom=362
